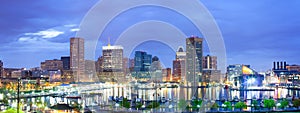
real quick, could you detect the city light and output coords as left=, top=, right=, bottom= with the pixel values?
left=0, top=1, right=300, bottom=113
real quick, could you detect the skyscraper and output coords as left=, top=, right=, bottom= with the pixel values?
left=202, top=55, right=217, bottom=70
left=102, top=45, right=123, bottom=72
left=70, top=37, right=86, bottom=82
left=173, top=46, right=186, bottom=82
left=134, top=51, right=152, bottom=72
left=186, top=36, right=203, bottom=97
left=61, top=56, right=70, bottom=70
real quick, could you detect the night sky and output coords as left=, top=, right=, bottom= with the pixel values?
left=0, top=0, right=300, bottom=72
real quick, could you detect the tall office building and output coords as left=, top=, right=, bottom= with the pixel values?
left=186, top=36, right=203, bottom=97
left=61, top=56, right=70, bottom=70
left=173, top=46, right=186, bottom=82
left=134, top=51, right=152, bottom=72
left=70, top=37, right=86, bottom=82
left=102, top=45, right=123, bottom=72
left=0, top=60, right=3, bottom=78
left=202, top=55, right=217, bottom=70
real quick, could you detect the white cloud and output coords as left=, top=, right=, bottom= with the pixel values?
left=24, top=29, right=64, bottom=39
left=18, top=37, right=37, bottom=42
left=70, top=28, right=80, bottom=32
left=6, top=37, right=69, bottom=53
left=64, top=24, right=77, bottom=28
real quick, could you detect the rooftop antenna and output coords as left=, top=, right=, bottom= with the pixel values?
left=108, top=37, right=111, bottom=46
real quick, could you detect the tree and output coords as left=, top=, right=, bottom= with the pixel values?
left=252, top=100, right=259, bottom=110
left=2, top=108, right=24, bottom=113
left=120, top=98, right=130, bottom=108
left=191, top=99, right=202, bottom=110
left=280, top=99, right=289, bottom=109
left=147, top=102, right=160, bottom=109
left=234, top=101, right=247, bottom=111
left=136, top=102, right=143, bottom=109
left=293, top=99, right=300, bottom=108
left=263, top=99, right=275, bottom=110
left=223, top=101, right=232, bottom=110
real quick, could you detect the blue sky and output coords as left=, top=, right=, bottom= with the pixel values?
left=0, top=0, right=299, bottom=72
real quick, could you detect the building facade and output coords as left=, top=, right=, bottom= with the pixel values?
left=61, top=56, right=70, bottom=70
left=70, top=37, right=86, bottom=82
left=186, top=36, right=203, bottom=98
left=202, top=70, right=221, bottom=83
left=202, top=55, right=221, bottom=83
left=41, top=59, right=63, bottom=71
left=173, top=46, right=186, bottom=82
left=85, top=60, right=96, bottom=80
left=162, top=68, right=172, bottom=82
left=3, top=68, right=23, bottom=78
left=102, top=45, right=123, bottom=72
left=123, top=57, right=129, bottom=75
left=227, top=64, right=250, bottom=83
left=150, top=56, right=162, bottom=72
left=286, top=64, right=300, bottom=72
left=186, top=37, right=203, bottom=84
left=202, top=55, right=217, bottom=70
left=134, top=51, right=152, bottom=72
left=96, top=56, right=104, bottom=73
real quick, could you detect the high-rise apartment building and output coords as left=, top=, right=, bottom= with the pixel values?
left=102, top=45, right=123, bottom=72
left=70, top=37, right=86, bottom=82
left=173, top=46, right=186, bottom=82
left=186, top=36, right=203, bottom=97
left=41, top=59, right=63, bottom=71
left=134, top=51, right=152, bottom=72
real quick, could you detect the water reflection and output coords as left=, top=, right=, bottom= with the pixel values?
left=6, top=83, right=300, bottom=111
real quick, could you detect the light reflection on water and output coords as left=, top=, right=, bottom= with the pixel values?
left=6, top=84, right=299, bottom=109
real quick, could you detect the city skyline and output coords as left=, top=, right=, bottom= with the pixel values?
left=0, top=0, right=300, bottom=71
